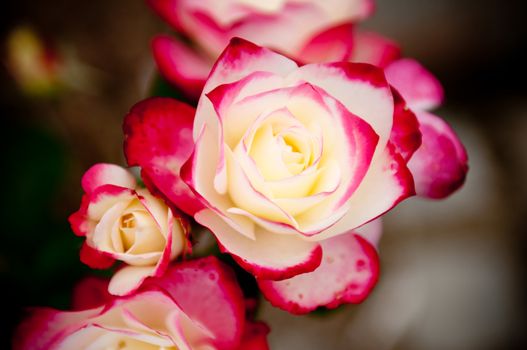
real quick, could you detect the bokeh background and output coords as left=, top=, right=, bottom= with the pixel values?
left=1, top=0, right=526, bottom=348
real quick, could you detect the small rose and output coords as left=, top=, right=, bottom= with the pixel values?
left=69, top=163, right=189, bottom=296
left=14, top=257, right=270, bottom=350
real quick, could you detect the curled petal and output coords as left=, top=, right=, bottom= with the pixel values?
left=79, top=241, right=115, bottom=269
left=258, top=232, right=379, bottom=314
left=123, top=97, right=205, bottom=216
left=108, top=265, right=156, bottom=296
left=408, top=112, right=468, bottom=199
left=385, top=58, right=444, bottom=111
left=389, top=88, right=422, bottom=161
left=81, top=163, right=136, bottom=194
left=152, top=35, right=210, bottom=100
left=195, top=209, right=322, bottom=280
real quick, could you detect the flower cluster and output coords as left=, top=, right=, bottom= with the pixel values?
left=15, top=0, right=468, bottom=348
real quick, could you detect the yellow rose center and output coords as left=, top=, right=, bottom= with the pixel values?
left=113, top=199, right=166, bottom=255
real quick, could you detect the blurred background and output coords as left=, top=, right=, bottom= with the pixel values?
left=1, top=0, right=526, bottom=348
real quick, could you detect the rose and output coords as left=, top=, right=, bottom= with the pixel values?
left=69, top=163, right=189, bottom=296
left=14, top=257, right=270, bottom=350
left=124, top=39, right=421, bottom=310
left=148, top=0, right=374, bottom=98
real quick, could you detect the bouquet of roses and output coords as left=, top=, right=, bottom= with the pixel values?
left=14, top=0, right=468, bottom=348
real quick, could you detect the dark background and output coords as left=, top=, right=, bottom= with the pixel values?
left=1, top=0, right=526, bottom=348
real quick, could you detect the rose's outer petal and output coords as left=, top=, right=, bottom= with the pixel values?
left=79, top=241, right=115, bottom=269
left=193, top=39, right=297, bottom=143
left=237, top=321, right=271, bottom=350
left=195, top=209, right=322, bottom=280
left=80, top=163, right=136, bottom=194
left=385, top=58, right=444, bottom=111
left=350, top=31, right=401, bottom=68
left=152, top=35, right=211, bottom=100
left=142, top=256, right=246, bottom=349
left=390, top=88, right=422, bottom=161
left=68, top=194, right=91, bottom=236
left=108, top=265, right=157, bottom=296
left=123, top=97, right=205, bottom=216
left=408, top=111, right=468, bottom=199
left=71, top=276, right=111, bottom=310
left=200, top=37, right=298, bottom=103
left=258, top=232, right=379, bottom=314
left=294, top=23, right=355, bottom=64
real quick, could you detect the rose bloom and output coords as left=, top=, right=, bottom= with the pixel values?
left=123, top=38, right=424, bottom=312
left=69, top=163, right=189, bottom=296
left=148, top=0, right=373, bottom=98
left=14, top=257, right=270, bottom=350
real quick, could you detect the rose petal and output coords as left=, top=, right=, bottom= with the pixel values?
left=408, top=111, right=468, bottom=199
left=195, top=209, right=322, bottom=280
left=389, top=87, right=422, bottom=161
left=79, top=241, right=115, bottom=269
left=81, top=163, right=136, bottom=194
left=86, top=185, right=135, bottom=221
left=385, top=58, right=445, bottom=111
left=152, top=35, right=210, bottom=100
left=297, top=23, right=355, bottom=64
left=108, top=265, right=157, bottom=296
left=123, top=97, right=205, bottom=216
left=350, top=31, right=401, bottom=68
left=258, top=232, right=379, bottom=314
left=68, top=194, right=91, bottom=236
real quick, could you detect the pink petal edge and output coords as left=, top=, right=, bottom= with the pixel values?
left=258, top=233, right=379, bottom=314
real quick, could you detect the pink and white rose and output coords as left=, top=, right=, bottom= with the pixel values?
left=148, top=0, right=374, bottom=98
left=69, top=163, right=189, bottom=296
left=14, top=257, right=270, bottom=350
left=124, top=38, right=420, bottom=310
